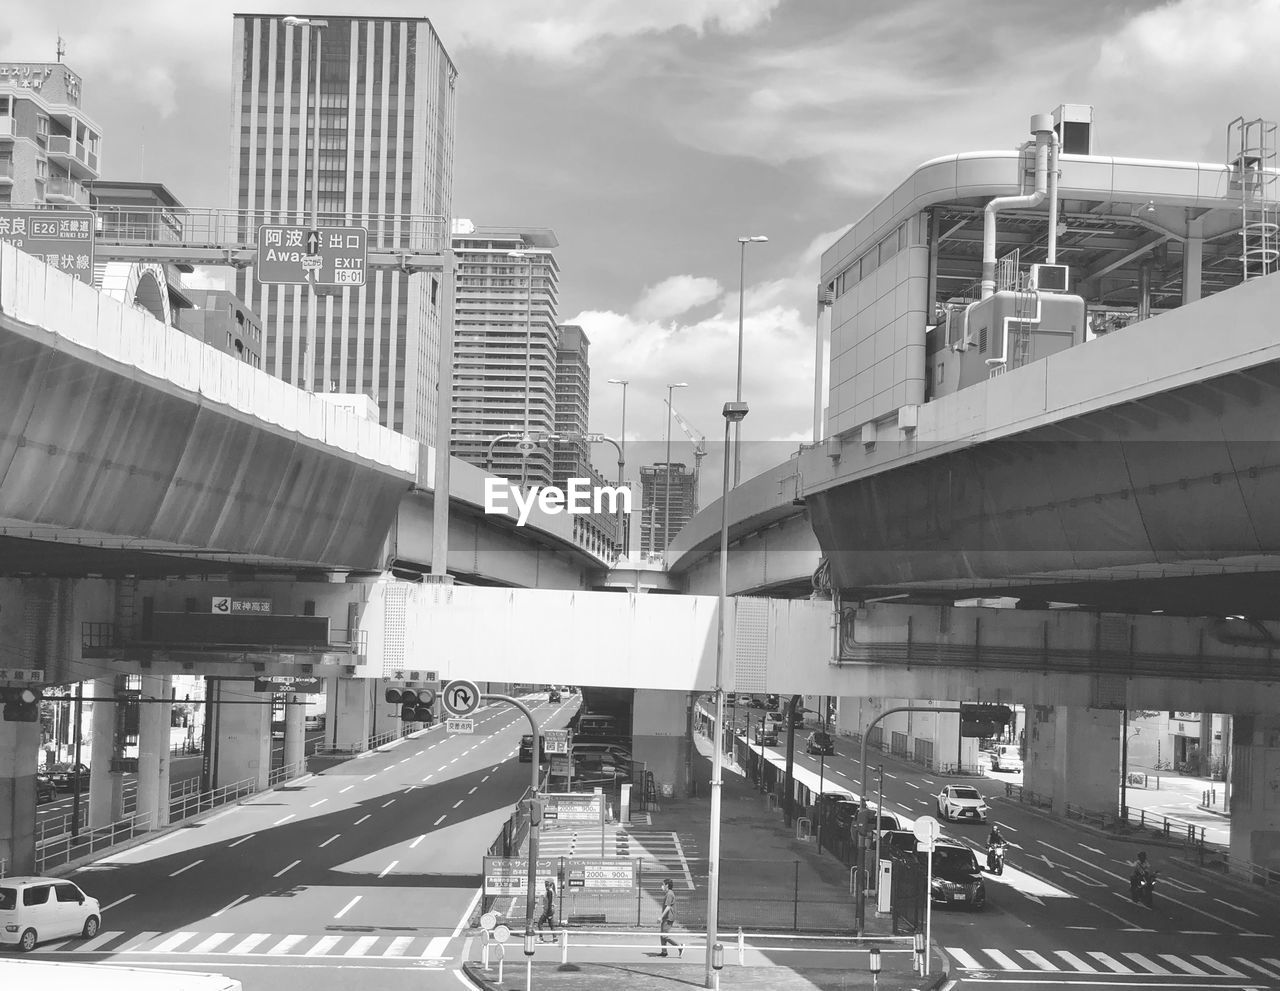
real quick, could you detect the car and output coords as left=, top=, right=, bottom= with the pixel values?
left=35, top=774, right=57, bottom=804
left=765, top=694, right=780, bottom=710
left=0, top=877, right=101, bottom=951
left=990, top=744, right=1023, bottom=773
left=574, top=714, right=620, bottom=738
left=880, top=829, right=919, bottom=855
left=548, top=689, right=562, bottom=703
left=765, top=711, right=785, bottom=727
left=574, top=754, right=633, bottom=780
left=818, top=790, right=858, bottom=829
left=936, top=784, right=989, bottom=823
left=570, top=742, right=632, bottom=762
left=871, top=810, right=902, bottom=834
left=46, top=763, right=90, bottom=792
left=752, top=725, right=778, bottom=746
left=805, top=731, right=835, bottom=756
left=748, top=696, right=766, bottom=708
left=921, top=841, right=986, bottom=910
left=304, top=714, right=326, bottom=731
left=519, top=734, right=547, bottom=763
left=734, top=694, right=753, bottom=708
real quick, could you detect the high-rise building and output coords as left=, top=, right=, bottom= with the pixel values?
left=450, top=226, right=561, bottom=487
left=553, top=324, right=591, bottom=486
left=0, top=61, right=101, bottom=209
left=177, top=289, right=264, bottom=368
left=639, top=462, right=697, bottom=557
left=230, top=14, right=457, bottom=443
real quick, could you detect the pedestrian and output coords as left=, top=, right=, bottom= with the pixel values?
left=658, top=878, right=683, bottom=957
left=537, top=879, right=556, bottom=942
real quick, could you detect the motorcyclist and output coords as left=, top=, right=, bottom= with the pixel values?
left=986, top=825, right=1007, bottom=872
left=1129, top=851, right=1155, bottom=903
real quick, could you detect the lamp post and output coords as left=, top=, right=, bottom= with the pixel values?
left=608, top=377, right=629, bottom=556
left=662, top=382, right=688, bottom=562
left=283, top=16, right=328, bottom=393
left=733, top=235, right=768, bottom=487
left=707, top=398, right=748, bottom=990
left=508, top=249, right=536, bottom=488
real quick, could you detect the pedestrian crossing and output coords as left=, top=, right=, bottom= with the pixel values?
left=947, top=947, right=1280, bottom=981
left=39, top=929, right=454, bottom=960
left=538, top=825, right=694, bottom=886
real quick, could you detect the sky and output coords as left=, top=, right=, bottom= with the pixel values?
left=3, top=0, right=1279, bottom=497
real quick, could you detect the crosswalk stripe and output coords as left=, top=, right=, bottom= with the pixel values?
left=1123, top=953, right=1173, bottom=975
left=1237, top=958, right=1280, bottom=980
left=1193, top=956, right=1246, bottom=977
left=307, top=935, right=344, bottom=956
left=188, top=933, right=233, bottom=954
left=422, top=936, right=449, bottom=958
left=266, top=935, right=306, bottom=955
left=74, top=930, right=124, bottom=953
left=983, top=949, right=1023, bottom=970
left=1015, top=950, right=1059, bottom=971
left=227, top=933, right=271, bottom=954
left=384, top=936, right=415, bottom=957
left=947, top=948, right=982, bottom=970
left=345, top=936, right=380, bottom=956
left=1158, top=955, right=1210, bottom=976
left=119, top=931, right=163, bottom=952
left=1263, top=958, right=1280, bottom=969
left=1087, top=951, right=1135, bottom=974
left=1054, top=951, right=1097, bottom=973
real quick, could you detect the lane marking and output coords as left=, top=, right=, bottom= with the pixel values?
left=379, top=860, right=399, bottom=878
left=274, top=859, right=301, bottom=877
left=310, top=799, right=327, bottom=808
left=410, top=834, right=427, bottom=849
left=334, top=896, right=362, bottom=919
left=452, top=888, right=483, bottom=938
left=273, top=813, right=296, bottom=826
left=212, top=895, right=247, bottom=917
left=1213, top=897, right=1256, bottom=916
left=453, top=800, right=464, bottom=809
left=169, top=860, right=203, bottom=877
left=100, top=894, right=134, bottom=912
left=340, top=785, right=354, bottom=794
left=228, top=834, right=256, bottom=848
left=319, top=834, right=341, bottom=848
left=482, top=775, right=490, bottom=783
left=354, top=814, right=371, bottom=825
left=382, top=799, right=396, bottom=808
left=469, top=786, right=478, bottom=794
left=435, top=814, right=447, bottom=826
left=363, top=774, right=376, bottom=782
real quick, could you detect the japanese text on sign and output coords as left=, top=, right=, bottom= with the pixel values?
left=0, top=210, right=95, bottom=285
left=255, top=224, right=367, bottom=287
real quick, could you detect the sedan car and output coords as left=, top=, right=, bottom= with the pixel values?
left=805, top=731, right=835, bottom=756
left=35, top=774, right=57, bottom=804
left=47, top=763, right=90, bottom=792
left=923, top=841, right=986, bottom=909
left=548, top=689, right=562, bottom=703
left=936, top=784, right=989, bottom=823
left=519, top=735, right=547, bottom=763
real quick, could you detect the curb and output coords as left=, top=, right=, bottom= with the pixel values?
left=461, top=961, right=502, bottom=991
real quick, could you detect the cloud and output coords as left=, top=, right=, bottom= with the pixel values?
left=634, top=275, right=723, bottom=321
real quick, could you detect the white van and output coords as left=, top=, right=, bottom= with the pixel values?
left=991, top=744, right=1024, bottom=773
left=0, top=877, right=101, bottom=951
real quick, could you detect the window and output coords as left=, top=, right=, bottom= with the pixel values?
left=54, top=883, right=83, bottom=903
left=23, top=884, right=52, bottom=906
left=35, top=114, right=49, bottom=138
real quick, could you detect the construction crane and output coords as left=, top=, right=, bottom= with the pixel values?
left=666, top=400, right=708, bottom=505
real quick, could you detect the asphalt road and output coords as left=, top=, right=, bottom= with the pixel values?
left=17, top=694, right=579, bottom=991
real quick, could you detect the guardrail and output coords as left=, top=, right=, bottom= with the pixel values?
left=314, top=726, right=411, bottom=756
left=268, top=760, right=306, bottom=787
left=169, top=776, right=258, bottom=824
left=36, top=812, right=153, bottom=874
left=1005, top=783, right=1210, bottom=852
left=1205, top=850, right=1280, bottom=888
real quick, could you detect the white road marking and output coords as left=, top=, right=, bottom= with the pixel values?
left=1087, top=952, right=1134, bottom=974
left=482, top=775, right=490, bottom=783
left=273, top=814, right=296, bottom=826
left=100, top=894, right=134, bottom=912
left=340, top=785, right=354, bottom=794
left=422, top=774, right=434, bottom=782
left=334, top=896, right=362, bottom=919
left=169, top=860, right=203, bottom=877
left=151, top=932, right=199, bottom=952
left=1158, top=955, right=1210, bottom=975
left=385, top=936, right=415, bottom=956
left=354, top=814, right=371, bottom=825
left=379, top=860, right=399, bottom=878
left=307, top=935, right=343, bottom=955
left=319, top=833, right=341, bottom=848
left=435, top=814, right=447, bottom=825
left=267, top=935, right=306, bottom=954
left=227, top=933, right=271, bottom=954
left=346, top=935, right=381, bottom=956
left=453, top=800, right=464, bottom=809
left=190, top=933, right=234, bottom=953
left=1193, top=956, right=1246, bottom=977
left=1122, top=953, right=1172, bottom=975
left=274, top=859, right=301, bottom=877
left=1213, top=897, right=1257, bottom=916
left=983, top=949, right=1023, bottom=970
left=1017, top=950, right=1059, bottom=971
left=410, top=834, right=427, bottom=849
left=363, top=774, right=376, bottom=781
left=905, top=781, right=920, bottom=790
left=382, top=799, right=396, bottom=807
left=422, top=936, right=450, bottom=958
left=310, top=799, right=327, bottom=808
left=212, top=895, right=247, bottom=917
left=948, top=948, right=983, bottom=969
left=1236, top=958, right=1280, bottom=980
left=1054, top=951, right=1097, bottom=972
left=228, top=834, right=256, bottom=848
left=469, top=786, right=478, bottom=794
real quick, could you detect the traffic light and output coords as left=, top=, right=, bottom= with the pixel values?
left=387, top=687, right=435, bottom=723
left=1, top=687, right=40, bottom=723
left=959, top=703, right=1013, bottom=738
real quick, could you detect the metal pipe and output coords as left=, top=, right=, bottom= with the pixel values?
left=1046, top=129, right=1061, bottom=264
left=431, top=248, right=457, bottom=577
left=481, top=693, right=541, bottom=943
left=813, top=286, right=827, bottom=443
left=981, top=115, right=1054, bottom=299
left=733, top=236, right=767, bottom=486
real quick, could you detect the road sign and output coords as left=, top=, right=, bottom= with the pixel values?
left=545, top=793, right=604, bottom=824
left=253, top=676, right=325, bottom=694
left=549, top=754, right=572, bottom=777
left=913, top=814, right=941, bottom=851
left=446, top=717, right=475, bottom=734
left=493, top=925, right=511, bottom=943
left=0, top=209, right=95, bottom=285
left=544, top=729, right=570, bottom=754
left=256, top=224, right=367, bottom=287
left=212, top=597, right=272, bottom=614
left=442, top=679, right=480, bottom=717
left=479, top=912, right=497, bottom=932
left=565, top=858, right=640, bottom=890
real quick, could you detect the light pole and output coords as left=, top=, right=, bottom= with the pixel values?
left=608, top=377, right=629, bottom=556
left=733, top=235, right=768, bottom=487
left=508, top=249, right=536, bottom=488
left=707, top=398, right=748, bottom=990
left=284, top=16, right=328, bottom=393
left=662, top=381, right=688, bottom=562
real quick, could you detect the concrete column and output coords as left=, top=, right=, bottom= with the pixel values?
left=282, top=692, right=306, bottom=773
left=135, top=674, right=172, bottom=831
left=0, top=714, right=41, bottom=875
left=633, top=689, right=690, bottom=798
left=1183, top=217, right=1203, bottom=304
left=329, top=677, right=373, bottom=751
left=88, top=676, right=125, bottom=827
left=1025, top=705, right=1121, bottom=816
left=1228, top=713, right=1280, bottom=877
left=214, top=680, right=271, bottom=791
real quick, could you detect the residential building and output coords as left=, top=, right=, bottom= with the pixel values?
left=553, top=324, right=591, bottom=486
left=230, top=14, right=458, bottom=443
left=639, top=462, right=697, bottom=558
left=0, top=61, right=101, bottom=209
left=177, top=289, right=264, bottom=368
left=450, top=225, right=560, bottom=487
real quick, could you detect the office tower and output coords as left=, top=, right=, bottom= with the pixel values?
left=450, top=226, right=561, bottom=487
left=639, top=462, right=697, bottom=557
left=230, top=14, right=457, bottom=442
left=553, top=324, right=591, bottom=486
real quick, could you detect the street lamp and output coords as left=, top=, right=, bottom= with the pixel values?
left=608, top=378, right=629, bottom=556
left=663, top=382, right=688, bottom=562
left=283, top=16, right=328, bottom=393
left=733, top=235, right=768, bottom=487
left=508, top=250, right=536, bottom=487
left=706, top=398, right=748, bottom=990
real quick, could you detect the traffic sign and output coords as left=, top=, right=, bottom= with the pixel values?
left=544, top=729, right=570, bottom=754
left=493, top=925, right=511, bottom=944
left=256, top=224, right=367, bottom=287
left=446, top=717, right=475, bottom=734
left=442, top=679, right=480, bottom=717
left=479, top=912, right=497, bottom=932
left=0, top=209, right=95, bottom=285
left=913, top=814, right=941, bottom=851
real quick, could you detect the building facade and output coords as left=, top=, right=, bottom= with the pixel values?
left=230, top=14, right=457, bottom=442
left=553, top=324, right=591, bottom=486
left=639, top=463, right=696, bottom=558
left=450, top=226, right=561, bottom=487
left=177, top=289, right=264, bottom=368
left=0, top=61, right=101, bottom=209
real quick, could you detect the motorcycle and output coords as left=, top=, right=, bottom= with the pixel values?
left=986, top=841, right=1007, bottom=875
left=1130, top=869, right=1157, bottom=907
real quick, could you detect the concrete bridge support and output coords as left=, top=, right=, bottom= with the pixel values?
left=210, top=680, right=271, bottom=792
left=327, top=677, right=375, bottom=751
left=283, top=692, right=306, bottom=770
left=135, top=674, right=172, bottom=830
left=1229, top=712, right=1280, bottom=878
left=87, top=676, right=126, bottom=828
left=0, top=716, right=40, bottom=875
left=1024, top=705, right=1121, bottom=817
left=632, top=689, right=692, bottom=799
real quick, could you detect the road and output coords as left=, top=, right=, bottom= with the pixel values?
left=19, top=694, right=578, bottom=991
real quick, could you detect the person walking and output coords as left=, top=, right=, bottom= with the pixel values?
left=658, top=878, right=684, bottom=957
left=537, top=879, right=556, bottom=942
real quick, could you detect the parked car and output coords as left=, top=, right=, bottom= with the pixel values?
left=574, top=753, right=633, bottom=781
left=753, top=725, right=778, bottom=746
left=35, top=774, right=57, bottom=805
left=519, top=735, right=547, bottom=763
left=921, top=841, right=986, bottom=910
left=990, top=744, right=1023, bottom=773
left=574, top=714, right=620, bottom=738
left=880, top=829, right=919, bottom=855
left=571, top=742, right=632, bottom=762
left=0, top=877, right=101, bottom=951
left=936, top=784, right=989, bottom=823
left=735, top=694, right=753, bottom=708
left=872, top=810, right=903, bottom=834
left=47, top=763, right=90, bottom=792
left=805, top=731, right=835, bottom=756
left=303, top=714, right=326, bottom=732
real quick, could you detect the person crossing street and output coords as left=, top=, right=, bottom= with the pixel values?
left=657, top=878, right=684, bottom=957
